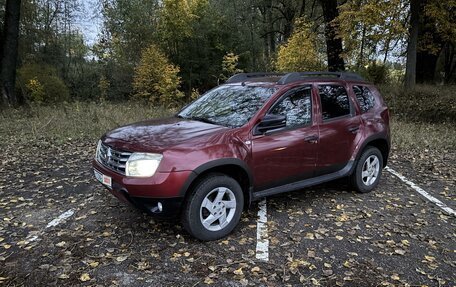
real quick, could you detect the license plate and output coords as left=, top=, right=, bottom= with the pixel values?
left=94, top=169, right=112, bottom=189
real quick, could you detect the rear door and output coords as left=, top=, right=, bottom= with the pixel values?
left=251, top=85, right=319, bottom=190
left=315, top=83, right=362, bottom=175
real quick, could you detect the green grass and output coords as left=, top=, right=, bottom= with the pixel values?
left=1, top=100, right=454, bottom=152
left=380, top=84, right=456, bottom=124
left=390, top=118, right=455, bottom=152
left=0, top=101, right=175, bottom=144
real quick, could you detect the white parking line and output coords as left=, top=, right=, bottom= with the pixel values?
left=385, top=166, right=456, bottom=217
left=256, top=199, right=269, bottom=262
left=25, top=209, right=75, bottom=243
left=45, top=209, right=75, bottom=228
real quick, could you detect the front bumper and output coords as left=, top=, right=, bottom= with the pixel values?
left=92, top=159, right=192, bottom=218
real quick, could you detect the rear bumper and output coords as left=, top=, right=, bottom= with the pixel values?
left=92, top=159, right=192, bottom=218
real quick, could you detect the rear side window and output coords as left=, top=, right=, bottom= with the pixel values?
left=353, top=86, right=375, bottom=113
left=270, top=86, right=312, bottom=127
left=318, top=85, right=350, bottom=121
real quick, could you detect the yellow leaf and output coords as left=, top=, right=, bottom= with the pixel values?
left=204, top=277, right=214, bottom=284
left=305, top=233, right=315, bottom=239
left=233, top=267, right=244, bottom=276
left=58, top=274, right=69, bottom=279
left=343, top=261, right=351, bottom=268
left=424, top=255, right=435, bottom=262
left=116, top=255, right=128, bottom=262
left=79, top=273, right=90, bottom=282
left=56, top=241, right=66, bottom=247
left=337, top=213, right=349, bottom=222
left=89, top=261, right=99, bottom=268
left=401, top=239, right=410, bottom=246
left=251, top=266, right=260, bottom=272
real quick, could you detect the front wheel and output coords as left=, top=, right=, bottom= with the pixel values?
left=181, top=174, right=244, bottom=241
left=350, top=147, right=383, bottom=193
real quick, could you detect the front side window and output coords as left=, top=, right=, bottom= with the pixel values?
left=318, top=85, right=350, bottom=120
left=353, top=85, right=375, bottom=113
left=270, top=86, right=312, bottom=127
left=178, top=85, right=277, bottom=127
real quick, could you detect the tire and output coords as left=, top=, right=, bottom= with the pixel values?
left=350, top=146, right=383, bottom=193
left=181, top=174, right=244, bottom=241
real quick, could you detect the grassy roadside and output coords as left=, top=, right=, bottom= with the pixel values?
left=0, top=101, right=175, bottom=144
left=390, top=119, right=455, bottom=152
left=1, top=101, right=454, bottom=152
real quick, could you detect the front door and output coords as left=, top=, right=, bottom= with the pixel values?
left=251, top=85, right=319, bottom=190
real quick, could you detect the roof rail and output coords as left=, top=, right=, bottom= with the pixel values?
left=278, top=72, right=364, bottom=84
left=226, top=72, right=285, bottom=83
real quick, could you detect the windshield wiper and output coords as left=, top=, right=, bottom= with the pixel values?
left=184, top=115, right=220, bottom=126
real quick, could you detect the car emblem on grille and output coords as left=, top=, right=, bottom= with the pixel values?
left=106, top=148, right=113, bottom=163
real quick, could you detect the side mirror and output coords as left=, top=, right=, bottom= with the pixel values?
left=255, top=114, right=286, bottom=135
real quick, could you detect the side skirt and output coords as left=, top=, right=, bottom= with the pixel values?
left=251, top=161, right=355, bottom=201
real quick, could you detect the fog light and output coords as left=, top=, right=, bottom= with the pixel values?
left=157, top=202, right=163, bottom=212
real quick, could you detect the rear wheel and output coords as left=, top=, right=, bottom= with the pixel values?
left=181, top=174, right=244, bottom=241
left=351, top=147, right=383, bottom=193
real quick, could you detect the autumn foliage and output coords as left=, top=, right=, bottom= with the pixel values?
left=276, top=19, right=324, bottom=72
left=133, top=44, right=184, bottom=106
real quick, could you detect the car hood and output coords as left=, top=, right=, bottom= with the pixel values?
left=102, top=117, right=230, bottom=152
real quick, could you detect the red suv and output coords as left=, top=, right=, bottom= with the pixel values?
left=93, top=72, right=390, bottom=240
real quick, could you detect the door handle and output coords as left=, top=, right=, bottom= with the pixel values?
left=348, top=126, right=360, bottom=133
left=304, top=135, right=318, bottom=143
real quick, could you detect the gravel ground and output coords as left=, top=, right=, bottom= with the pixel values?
left=0, top=139, right=454, bottom=286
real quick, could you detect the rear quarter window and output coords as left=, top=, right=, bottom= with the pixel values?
left=353, top=85, right=375, bottom=113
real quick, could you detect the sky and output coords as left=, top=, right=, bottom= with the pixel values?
left=74, top=0, right=102, bottom=45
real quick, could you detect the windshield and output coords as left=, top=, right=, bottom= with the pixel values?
left=178, top=85, right=277, bottom=127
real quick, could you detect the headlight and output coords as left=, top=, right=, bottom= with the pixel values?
left=95, top=140, right=102, bottom=159
left=126, top=153, right=163, bottom=177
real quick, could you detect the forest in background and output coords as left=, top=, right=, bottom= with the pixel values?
left=0, top=0, right=455, bottom=107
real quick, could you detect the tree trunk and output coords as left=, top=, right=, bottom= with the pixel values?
left=319, top=0, right=345, bottom=71
left=416, top=51, right=438, bottom=83
left=405, top=0, right=419, bottom=88
left=357, top=25, right=366, bottom=69
left=443, top=42, right=455, bottom=83
left=414, top=0, right=444, bottom=84
left=0, top=0, right=21, bottom=106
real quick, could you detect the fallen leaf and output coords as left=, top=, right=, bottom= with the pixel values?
left=116, top=255, right=128, bottom=262
left=251, top=266, right=260, bottom=272
left=391, top=274, right=400, bottom=281
left=204, top=277, right=214, bottom=284
left=57, top=274, right=69, bottom=279
left=79, top=273, right=90, bottom=282
left=233, top=267, right=244, bottom=276
left=56, top=241, right=66, bottom=247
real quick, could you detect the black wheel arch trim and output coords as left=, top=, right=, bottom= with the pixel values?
left=355, top=133, right=390, bottom=168
left=178, top=158, right=254, bottom=201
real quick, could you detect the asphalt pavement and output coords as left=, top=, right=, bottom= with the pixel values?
left=0, top=139, right=454, bottom=286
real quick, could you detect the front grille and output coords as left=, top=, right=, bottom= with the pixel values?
left=97, top=143, right=132, bottom=175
